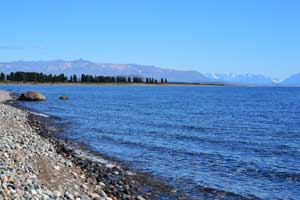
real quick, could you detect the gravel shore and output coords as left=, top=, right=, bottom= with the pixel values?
left=0, top=90, right=114, bottom=199
left=0, top=90, right=147, bottom=200
left=0, top=90, right=185, bottom=200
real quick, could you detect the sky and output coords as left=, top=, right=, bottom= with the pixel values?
left=0, top=0, right=299, bottom=79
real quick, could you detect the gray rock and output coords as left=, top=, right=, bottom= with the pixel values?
left=64, top=191, right=74, bottom=199
left=31, top=189, right=38, bottom=195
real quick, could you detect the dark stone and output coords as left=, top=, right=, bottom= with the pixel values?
left=59, top=96, right=68, bottom=100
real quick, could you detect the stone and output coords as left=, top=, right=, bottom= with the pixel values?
left=90, top=192, right=101, bottom=199
left=98, top=182, right=105, bottom=187
left=53, top=165, right=60, bottom=170
left=81, top=184, right=89, bottom=191
left=53, top=190, right=62, bottom=197
left=31, top=189, right=37, bottom=195
left=136, top=195, right=146, bottom=200
left=41, top=194, right=50, bottom=200
left=113, top=171, right=119, bottom=175
left=0, top=175, right=8, bottom=183
left=72, top=172, right=78, bottom=178
left=59, top=96, right=69, bottom=100
left=18, top=91, right=46, bottom=101
left=97, top=189, right=107, bottom=198
left=64, top=191, right=74, bottom=199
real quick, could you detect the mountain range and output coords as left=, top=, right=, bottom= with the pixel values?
left=279, top=73, right=300, bottom=86
left=0, top=60, right=299, bottom=86
left=0, top=60, right=210, bottom=83
left=204, top=73, right=277, bottom=86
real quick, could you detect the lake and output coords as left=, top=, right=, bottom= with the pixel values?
left=1, top=85, right=300, bottom=200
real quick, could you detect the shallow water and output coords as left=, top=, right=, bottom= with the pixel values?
left=1, top=85, right=300, bottom=200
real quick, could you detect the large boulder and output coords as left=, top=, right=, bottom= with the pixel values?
left=18, top=91, right=46, bottom=101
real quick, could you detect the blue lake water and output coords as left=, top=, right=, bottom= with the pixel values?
left=1, top=85, right=300, bottom=200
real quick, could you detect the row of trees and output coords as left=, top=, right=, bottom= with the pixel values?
left=0, top=72, right=168, bottom=84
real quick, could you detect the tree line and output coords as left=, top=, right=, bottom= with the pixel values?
left=0, top=72, right=167, bottom=84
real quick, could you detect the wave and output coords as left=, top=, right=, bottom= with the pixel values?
left=89, top=134, right=300, bottom=182
left=28, top=111, right=50, bottom=118
left=89, top=127, right=300, bottom=159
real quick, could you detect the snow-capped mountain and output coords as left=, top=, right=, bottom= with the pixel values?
left=205, top=73, right=276, bottom=85
left=0, top=60, right=210, bottom=83
left=279, top=73, right=300, bottom=86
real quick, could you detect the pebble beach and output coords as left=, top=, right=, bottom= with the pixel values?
left=0, top=90, right=169, bottom=200
left=0, top=90, right=115, bottom=200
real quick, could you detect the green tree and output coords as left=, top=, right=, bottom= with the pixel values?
left=81, top=74, right=86, bottom=82
left=73, top=74, right=77, bottom=82
left=34, top=73, right=38, bottom=83
left=0, top=72, right=5, bottom=81
left=10, top=72, right=16, bottom=81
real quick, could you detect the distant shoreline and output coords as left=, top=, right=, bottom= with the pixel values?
left=0, top=81, right=227, bottom=87
left=2, top=82, right=299, bottom=87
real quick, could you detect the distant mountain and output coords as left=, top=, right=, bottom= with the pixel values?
left=205, top=73, right=276, bottom=85
left=1, top=60, right=299, bottom=86
left=279, top=73, right=300, bottom=86
left=0, top=60, right=210, bottom=83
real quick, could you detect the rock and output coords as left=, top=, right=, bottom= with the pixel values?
left=31, top=189, right=37, bottom=195
left=53, top=165, right=60, bottom=170
left=64, top=191, right=74, bottom=199
left=113, top=171, right=119, bottom=175
left=97, top=189, right=107, bottom=198
left=53, top=190, right=62, bottom=197
left=136, top=195, right=146, bottom=200
left=98, top=182, right=105, bottom=187
left=18, top=91, right=46, bottom=101
left=59, top=96, right=68, bottom=100
left=0, top=175, right=8, bottom=183
left=89, top=192, right=101, bottom=199
left=81, top=184, right=89, bottom=191
left=41, top=194, right=50, bottom=200
left=72, top=172, right=78, bottom=178
left=122, top=194, right=131, bottom=199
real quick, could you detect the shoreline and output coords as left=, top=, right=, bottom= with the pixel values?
left=0, top=89, right=253, bottom=200
left=0, top=90, right=188, bottom=200
left=0, top=82, right=227, bottom=87
left=2, top=82, right=300, bottom=88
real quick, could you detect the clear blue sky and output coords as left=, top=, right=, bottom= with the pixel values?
left=0, top=0, right=299, bottom=79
